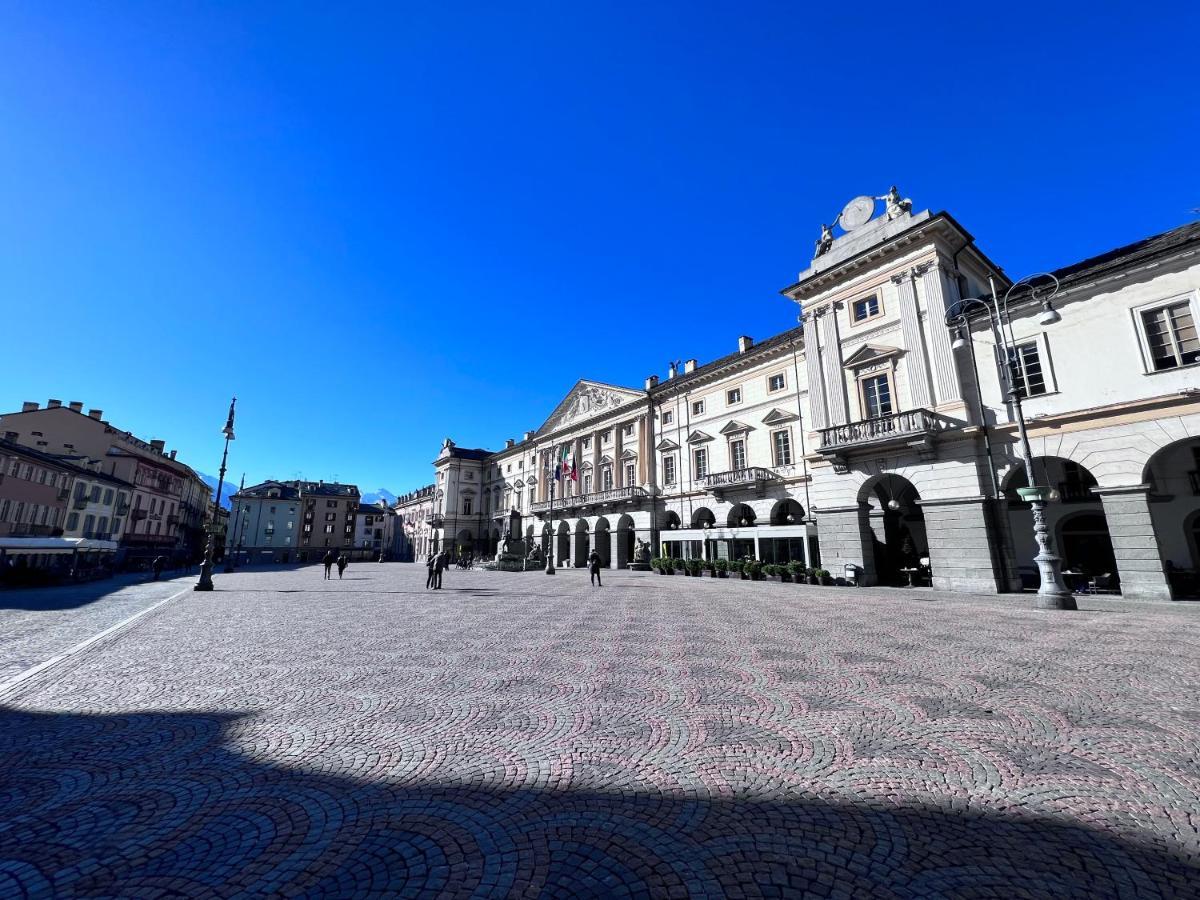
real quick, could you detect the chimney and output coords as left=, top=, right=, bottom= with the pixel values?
left=667, top=362, right=677, bottom=380
left=505, top=438, right=515, bottom=449
left=68, top=401, right=83, bottom=412
left=169, top=450, right=177, bottom=460
left=47, top=399, right=62, bottom=408
left=644, top=375, right=659, bottom=390
left=684, top=359, right=697, bottom=374
left=88, top=409, right=103, bottom=420
left=21, top=401, right=38, bottom=412
left=149, top=439, right=165, bottom=454
left=738, top=335, right=753, bottom=353
left=523, top=431, right=534, bottom=442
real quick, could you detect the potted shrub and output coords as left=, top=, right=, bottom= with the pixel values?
left=787, top=561, right=805, bottom=584
left=806, top=567, right=819, bottom=585
left=747, top=561, right=764, bottom=581
left=688, top=559, right=703, bottom=577
left=703, top=559, right=716, bottom=577
left=715, top=559, right=729, bottom=579
left=674, top=558, right=686, bottom=576
left=730, top=560, right=746, bottom=579
left=815, top=568, right=832, bottom=586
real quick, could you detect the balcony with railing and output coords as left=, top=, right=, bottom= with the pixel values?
left=530, top=485, right=648, bottom=514
left=57, top=488, right=70, bottom=501
left=424, top=511, right=444, bottom=527
left=698, top=467, right=780, bottom=498
left=130, top=507, right=147, bottom=520
left=817, top=408, right=944, bottom=471
left=82, top=531, right=114, bottom=541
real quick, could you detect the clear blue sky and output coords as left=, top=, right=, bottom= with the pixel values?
left=2, top=2, right=1196, bottom=494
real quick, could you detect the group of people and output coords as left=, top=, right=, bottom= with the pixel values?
left=321, top=550, right=350, bottom=580
left=425, top=550, right=448, bottom=589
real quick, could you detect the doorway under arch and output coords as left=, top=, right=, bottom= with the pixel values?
left=616, top=514, right=635, bottom=569
left=769, top=499, right=805, bottom=526
left=574, top=520, right=589, bottom=568
left=556, top=521, right=570, bottom=567
left=594, top=517, right=611, bottom=568
left=1143, top=438, right=1200, bottom=598
left=860, top=474, right=926, bottom=586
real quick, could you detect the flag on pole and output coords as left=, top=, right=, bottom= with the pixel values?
left=554, top=446, right=562, bottom=481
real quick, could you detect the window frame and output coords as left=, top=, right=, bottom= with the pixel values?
left=858, top=371, right=895, bottom=419
left=767, top=371, right=787, bottom=393
left=725, top=387, right=742, bottom=406
left=728, top=438, right=746, bottom=471
left=663, top=454, right=677, bottom=485
left=661, top=409, right=673, bottom=426
left=1133, top=291, right=1200, bottom=374
left=691, top=399, right=705, bottom=416
left=770, top=429, right=792, bottom=467
left=693, top=447, right=709, bottom=479
left=1007, top=336, right=1053, bottom=398
left=850, top=293, right=883, bottom=325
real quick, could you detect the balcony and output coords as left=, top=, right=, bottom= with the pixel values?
left=424, top=511, right=443, bottom=527
left=116, top=503, right=130, bottom=516
left=491, top=507, right=520, bottom=520
left=530, top=485, right=648, bottom=515
left=698, top=467, right=780, bottom=499
left=817, top=408, right=943, bottom=473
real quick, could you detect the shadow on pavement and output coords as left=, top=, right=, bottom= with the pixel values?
left=0, top=573, right=192, bottom=612
left=0, top=707, right=1194, bottom=897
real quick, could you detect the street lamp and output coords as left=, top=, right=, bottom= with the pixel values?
left=195, top=398, right=236, bottom=592
left=946, top=274, right=1075, bottom=610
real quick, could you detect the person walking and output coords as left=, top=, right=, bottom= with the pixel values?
left=336, top=554, right=348, bottom=579
left=425, top=552, right=436, bottom=590
left=152, top=556, right=165, bottom=581
left=587, top=549, right=602, bottom=587
left=322, top=550, right=335, bottom=580
left=433, top=550, right=446, bottom=590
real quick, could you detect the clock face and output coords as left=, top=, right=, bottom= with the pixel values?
left=839, top=196, right=875, bottom=231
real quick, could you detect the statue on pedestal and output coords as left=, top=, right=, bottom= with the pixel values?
left=813, top=223, right=834, bottom=258
left=875, top=185, right=912, bottom=221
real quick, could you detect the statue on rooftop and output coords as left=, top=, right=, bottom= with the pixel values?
left=813, top=223, right=834, bottom=259
left=876, top=185, right=913, bottom=221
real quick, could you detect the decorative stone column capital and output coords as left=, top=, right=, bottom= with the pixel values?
left=890, top=271, right=911, bottom=286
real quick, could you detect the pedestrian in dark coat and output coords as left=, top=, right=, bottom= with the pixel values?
left=433, top=550, right=446, bottom=590
left=336, top=554, right=348, bottom=579
left=425, top=553, right=436, bottom=590
left=587, top=549, right=602, bottom=587
left=152, top=556, right=166, bottom=581
left=322, top=550, right=335, bottom=580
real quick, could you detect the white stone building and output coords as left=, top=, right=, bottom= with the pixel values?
left=396, top=194, right=1199, bottom=599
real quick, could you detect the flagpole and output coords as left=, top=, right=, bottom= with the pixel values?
left=545, top=444, right=556, bottom=575
left=195, top=397, right=236, bottom=592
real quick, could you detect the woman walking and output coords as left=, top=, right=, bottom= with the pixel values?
left=336, top=554, right=349, bottom=579
left=587, top=549, right=602, bottom=587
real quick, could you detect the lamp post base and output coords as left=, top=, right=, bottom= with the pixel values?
left=1033, top=590, right=1077, bottom=610
left=194, top=535, right=216, bottom=591
left=545, top=554, right=555, bottom=575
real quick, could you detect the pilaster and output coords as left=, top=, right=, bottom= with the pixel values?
left=917, top=495, right=1003, bottom=594
left=811, top=503, right=878, bottom=585
left=892, top=269, right=933, bottom=409
left=803, top=311, right=828, bottom=430
left=918, top=261, right=963, bottom=404
left=818, top=306, right=849, bottom=426
left=1094, top=485, right=1174, bottom=601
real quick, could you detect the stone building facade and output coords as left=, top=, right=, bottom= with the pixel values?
left=398, top=195, right=1200, bottom=600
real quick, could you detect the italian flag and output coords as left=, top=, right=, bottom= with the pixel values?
left=560, top=445, right=577, bottom=481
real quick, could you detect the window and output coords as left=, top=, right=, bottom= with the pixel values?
left=463, top=497, right=473, bottom=515
left=1141, top=300, right=1199, bottom=371
left=624, top=463, right=635, bottom=485
left=66, top=512, right=78, bottom=531
left=325, top=512, right=336, bottom=521
left=768, top=373, right=786, bottom=392
left=861, top=374, right=893, bottom=418
left=602, top=467, right=613, bottom=490
left=623, top=423, right=634, bottom=437
left=103, top=488, right=113, bottom=504
left=693, top=448, right=708, bottom=478
left=0, top=500, right=9, bottom=522
left=772, top=430, right=792, bottom=466
left=1009, top=341, right=1048, bottom=397
left=691, top=400, right=705, bottom=416
left=327, top=500, right=336, bottom=507
left=583, top=473, right=592, bottom=493
left=304, top=523, right=313, bottom=533
left=324, top=524, right=335, bottom=534
left=852, top=294, right=881, bottom=322
left=662, top=410, right=673, bottom=426
left=269, top=506, right=276, bottom=514
left=602, top=430, right=612, bottom=444
left=583, top=437, right=591, bottom=449
left=663, top=455, right=676, bottom=485
left=265, top=521, right=275, bottom=535
left=726, top=388, right=742, bottom=405
left=729, top=439, right=746, bottom=470
left=90, top=485, right=101, bottom=502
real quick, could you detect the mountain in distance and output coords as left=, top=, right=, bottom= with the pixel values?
left=361, top=488, right=398, bottom=506
left=198, top=473, right=238, bottom=510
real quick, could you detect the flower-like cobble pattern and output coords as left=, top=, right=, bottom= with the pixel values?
left=1, top=566, right=1199, bottom=898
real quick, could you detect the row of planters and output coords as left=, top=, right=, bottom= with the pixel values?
left=649, top=558, right=834, bottom=585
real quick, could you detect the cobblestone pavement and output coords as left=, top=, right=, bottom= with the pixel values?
left=0, top=572, right=195, bottom=684
left=2, top=565, right=1199, bottom=898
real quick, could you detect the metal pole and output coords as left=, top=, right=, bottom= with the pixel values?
left=194, top=436, right=229, bottom=592
left=987, top=278, right=1074, bottom=610
left=545, top=447, right=556, bottom=574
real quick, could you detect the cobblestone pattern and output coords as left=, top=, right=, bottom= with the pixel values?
left=2, top=566, right=1199, bottom=898
left=0, top=573, right=192, bottom=683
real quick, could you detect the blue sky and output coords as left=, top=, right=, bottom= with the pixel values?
left=2, top=2, right=1197, bottom=494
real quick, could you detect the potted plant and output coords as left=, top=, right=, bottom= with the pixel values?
left=730, top=560, right=746, bottom=579
left=688, top=559, right=703, bottom=577
left=703, top=559, right=716, bottom=577
left=715, top=559, right=729, bottom=579
left=815, top=568, right=832, bottom=586
left=806, top=567, right=819, bottom=585
left=787, top=561, right=805, bottom=584
left=747, top=561, right=764, bottom=581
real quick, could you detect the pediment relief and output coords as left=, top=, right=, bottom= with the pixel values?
left=656, top=438, right=680, bottom=452
left=687, top=430, right=714, bottom=444
left=761, top=408, right=799, bottom=426
left=719, top=420, right=753, bottom=436
left=537, top=380, right=644, bottom=434
left=842, top=343, right=903, bottom=370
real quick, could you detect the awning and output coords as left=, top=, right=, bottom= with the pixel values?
left=0, top=537, right=120, bottom=554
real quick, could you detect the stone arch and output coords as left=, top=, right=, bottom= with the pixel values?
left=663, top=510, right=682, bottom=531
left=1185, top=509, right=1200, bottom=577
left=1056, top=511, right=1118, bottom=583
left=454, top=529, right=473, bottom=558
left=691, top=507, right=716, bottom=529
left=573, top=519, right=589, bottom=568
left=856, top=473, right=926, bottom=586
left=541, top=523, right=551, bottom=553
left=616, top=514, right=635, bottom=569
left=593, top=516, right=611, bottom=568
left=1142, top=436, right=1200, bottom=598
left=726, top=503, right=756, bottom=528
left=769, top=498, right=805, bottom=526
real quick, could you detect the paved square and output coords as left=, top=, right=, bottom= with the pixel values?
left=1, top=565, right=1199, bottom=898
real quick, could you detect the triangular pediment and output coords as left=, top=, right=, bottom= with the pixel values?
left=656, top=438, right=680, bottom=452
left=536, top=379, right=645, bottom=435
left=525, top=474, right=538, bottom=485
left=599, top=454, right=613, bottom=465
left=719, top=420, right=753, bottom=436
left=620, top=448, right=638, bottom=460
left=842, top=343, right=903, bottom=369
left=513, top=478, right=525, bottom=487
left=687, top=430, right=714, bottom=444
left=761, top=408, right=798, bottom=426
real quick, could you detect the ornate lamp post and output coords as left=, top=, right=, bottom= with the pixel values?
left=545, top=446, right=557, bottom=575
left=946, top=274, right=1075, bottom=611
left=195, top=398, right=236, bottom=592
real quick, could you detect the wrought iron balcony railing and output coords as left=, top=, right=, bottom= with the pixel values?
left=698, top=467, right=780, bottom=495
left=530, top=485, right=647, bottom=514
left=817, top=408, right=944, bottom=472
